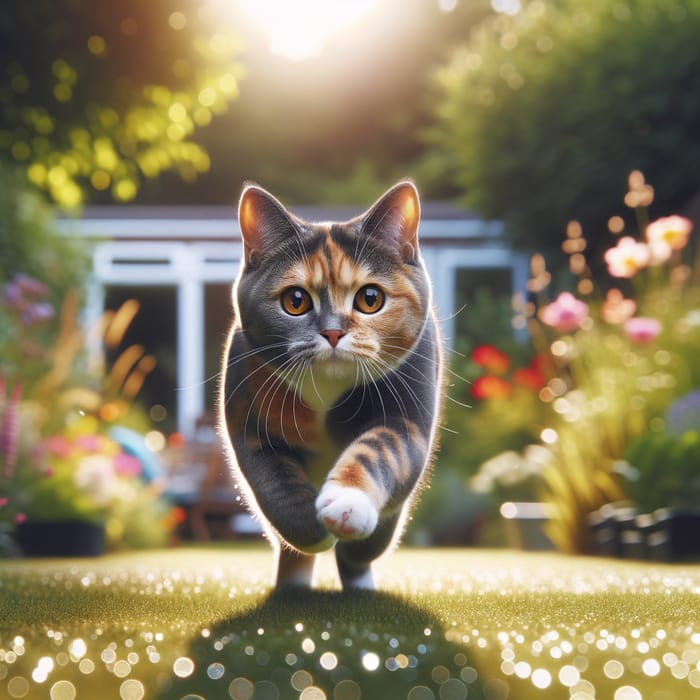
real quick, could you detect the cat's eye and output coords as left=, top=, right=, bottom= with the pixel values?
left=281, top=287, right=313, bottom=316
left=354, top=285, right=385, bottom=314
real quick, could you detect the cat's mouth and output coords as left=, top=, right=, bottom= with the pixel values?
left=314, top=347, right=355, bottom=366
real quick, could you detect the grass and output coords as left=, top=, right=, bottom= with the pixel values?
left=0, top=546, right=699, bottom=699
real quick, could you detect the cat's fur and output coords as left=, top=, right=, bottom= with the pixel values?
left=219, top=180, right=442, bottom=590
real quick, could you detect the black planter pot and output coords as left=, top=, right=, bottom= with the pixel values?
left=589, top=505, right=700, bottom=562
left=16, top=519, right=106, bottom=557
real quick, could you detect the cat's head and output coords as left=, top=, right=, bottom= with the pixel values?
left=233, top=180, right=431, bottom=386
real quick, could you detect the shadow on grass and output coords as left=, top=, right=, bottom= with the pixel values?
left=159, top=588, right=494, bottom=700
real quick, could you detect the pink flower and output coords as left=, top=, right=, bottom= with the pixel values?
left=75, top=434, right=103, bottom=453
left=15, top=274, right=49, bottom=298
left=44, top=435, right=73, bottom=458
left=646, top=215, right=693, bottom=252
left=604, top=236, right=650, bottom=278
left=114, top=453, right=141, bottom=478
left=624, top=317, right=661, bottom=344
left=0, top=382, right=22, bottom=478
left=539, top=292, right=589, bottom=333
left=600, top=289, right=636, bottom=325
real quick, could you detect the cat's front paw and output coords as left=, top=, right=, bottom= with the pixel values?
left=316, top=483, right=378, bottom=541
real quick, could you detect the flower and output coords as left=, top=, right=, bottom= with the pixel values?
left=114, top=452, right=142, bottom=478
left=0, top=278, right=176, bottom=552
left=600, top=288, right=636, bottom=324
left=2, top=274, right=55, bottom=327
left=74, top=454, right=119, bottom=506
left=512, top=366, right=545, bottom=392
left=471, top=344, right=511, bottom=374
left=646, top=215, right=693, bottom=263
left=623, top=317, right=662, bottom=344
left=539, top=292, right=589, bottom=333
left=471, top=375, right=512, bottom=400
left=0, top=381, right=22, bottom=478
left=604, top=236, right=650, bottom=278
left=44, top=435, right=73, bottom=458
left=472, top=444, right=551, bottom=499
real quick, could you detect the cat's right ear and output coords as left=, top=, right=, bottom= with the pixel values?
left=238, top=183, right=296, bottom=266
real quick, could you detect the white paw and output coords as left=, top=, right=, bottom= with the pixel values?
left=316, top=483, right=379, bottom=541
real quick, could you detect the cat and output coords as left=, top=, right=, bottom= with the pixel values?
left=219, top=180, right=442, bottom=591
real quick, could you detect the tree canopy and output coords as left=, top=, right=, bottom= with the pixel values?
left=0, top=0, right=242, bottom=208
left=430, top=0, right=700, bottom=255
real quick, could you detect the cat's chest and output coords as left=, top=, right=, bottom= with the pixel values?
left=305, top=417, right=342, bottom=488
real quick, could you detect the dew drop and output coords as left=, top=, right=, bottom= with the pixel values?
left=49, top=680, right=77, bottom=700
left=614, top=687, right=642, bottom=700
left=173, top=656, right=195, bottom=678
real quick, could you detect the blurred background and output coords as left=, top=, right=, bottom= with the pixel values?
left=2, top=0, right=700, bottom=557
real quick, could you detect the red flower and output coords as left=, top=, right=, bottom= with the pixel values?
left=529, top=354, right=550, bottom=374
left=471, top=345, right=511, bottom=374
left=513, top=367, right=546, bottom=392
left=471, top=375, right=512, bottom=400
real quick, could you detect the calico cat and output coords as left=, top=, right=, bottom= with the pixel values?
left=219, top=180, right=442, bottom=590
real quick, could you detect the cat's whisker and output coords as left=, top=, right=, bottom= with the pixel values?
left=307, top=362, right=325, bottom=408
left=260, top=355, right=308, bottom=450
left=359, top=357, right=394, bottom=426
left=331, top=358, right=368, bottom=424
left=381, top=339, right=468, bottom=385
left=367, top=355, right=433, bottom=423
left=223, top=345, right=291, bottom=413
left=272, top=358, right=305, bottom=448
left=240, top=352, right=298, bottom=447
left=286, top=357, right=310, bottom=443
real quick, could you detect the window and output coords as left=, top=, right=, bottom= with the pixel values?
left=104, top=285, right=178, bottom=434
left=204, top=283, right=235, bottom=414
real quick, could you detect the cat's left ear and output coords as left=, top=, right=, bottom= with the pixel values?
left=360, top=180, right=421, bottom=262
left=238, top=183, right=297, bottom=266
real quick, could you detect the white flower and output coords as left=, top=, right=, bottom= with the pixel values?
left=74, top=455, right=118, bottom=506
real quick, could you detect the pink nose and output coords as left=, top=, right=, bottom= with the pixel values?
left=322, top=329, right=345, bottom=348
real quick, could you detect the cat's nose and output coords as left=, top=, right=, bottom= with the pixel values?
left=321, top=329, right=346, bottom=348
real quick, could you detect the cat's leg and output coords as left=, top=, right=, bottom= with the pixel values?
left=315, top=421, right=428, bottom=542
left=235, top=447, right=336, bottom=555
left=275, top=546, right=316, bottom=588
left=334, top=513, right=401, bottom=590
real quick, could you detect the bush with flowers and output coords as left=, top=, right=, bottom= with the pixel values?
left=0, top=273, right=177, bottom=555
left=414, top=320, right=553, bottom=544
left=472, top=172, right=700, bottom=553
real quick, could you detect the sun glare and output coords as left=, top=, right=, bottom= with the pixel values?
left=237, top=0, right=378, bottom=61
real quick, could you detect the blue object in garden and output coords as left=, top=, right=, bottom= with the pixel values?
left=666, top=389, right=700, bottom=437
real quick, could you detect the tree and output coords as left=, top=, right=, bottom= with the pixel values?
left=429, top=0, right=700, bottom=257
left=0, top=0, right=242, bottom=208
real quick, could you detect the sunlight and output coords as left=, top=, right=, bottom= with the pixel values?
left=237, top=0, right=378, bottom=61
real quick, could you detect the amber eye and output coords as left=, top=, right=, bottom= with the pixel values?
left=354, top=285, right=385, bottom=314
left=281, top=287, right=313, bottom=316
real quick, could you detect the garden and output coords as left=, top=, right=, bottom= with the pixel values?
left=2, top=1, right=700, bottom=698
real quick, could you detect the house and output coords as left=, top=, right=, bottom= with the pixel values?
left=61, top=202, right=528, bottom=438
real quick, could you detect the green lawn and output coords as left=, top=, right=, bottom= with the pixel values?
left=1, top=546, right=699, bottom=699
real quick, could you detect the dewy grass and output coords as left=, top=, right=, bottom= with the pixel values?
left=1, top=547, right=699, bottom=699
